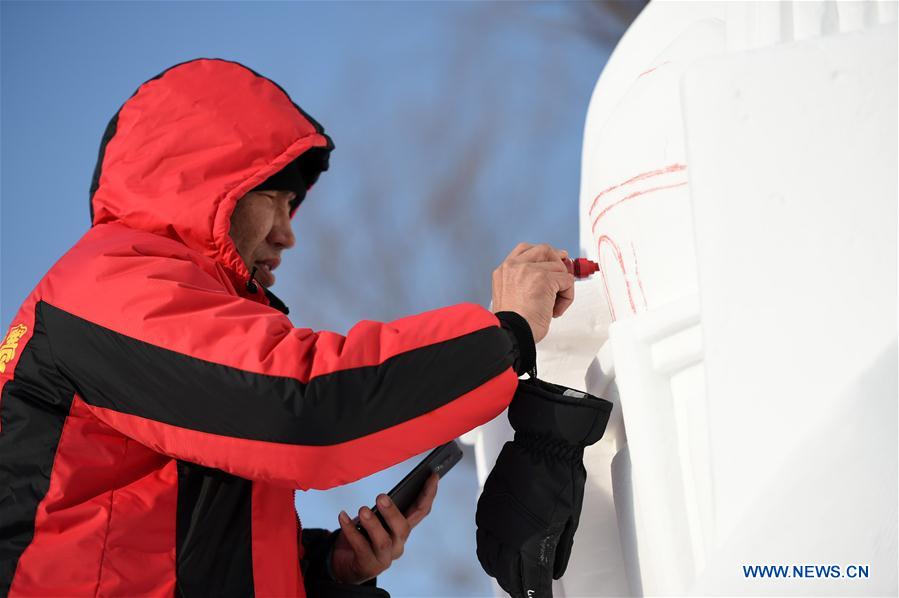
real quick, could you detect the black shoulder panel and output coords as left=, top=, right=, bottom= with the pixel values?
left=0, top=303, right=75, bottom=593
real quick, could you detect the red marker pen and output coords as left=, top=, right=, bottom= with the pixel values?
left=562, top=257, right=600, bottom=279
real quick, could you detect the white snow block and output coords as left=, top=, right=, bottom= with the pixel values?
left=608, top=295, right=712, bottom=596
left=689, top=343, right=897, bottom=596
left=682, top=22, right=898, bottom=594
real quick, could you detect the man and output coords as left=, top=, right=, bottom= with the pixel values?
left=0, top=58, right=573, bottom=596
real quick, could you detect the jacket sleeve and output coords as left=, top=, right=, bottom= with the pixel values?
left=40, top=250, right=522, bottom=490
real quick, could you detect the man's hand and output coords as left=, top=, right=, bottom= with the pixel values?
left=492, top=243, right=575, bottom=343
left=330, top=473, right=439, bottom=585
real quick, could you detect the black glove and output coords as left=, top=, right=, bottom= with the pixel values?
left=476, top=377, right=612, bottom=598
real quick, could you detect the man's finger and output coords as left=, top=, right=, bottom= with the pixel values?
left=553, top=282, right=575, bottom=318
left=546, top=271, right=575, bottom=318
left=376, top=494, right=411, bottom=542
left=358, top=507, right=393, bottom=566
left=549, top=271, right=575, bottom=290
left=518, top=243, right=567, bottom=263
left=524, top=260, right=569, bottom=273
left=505, top=242, right=534, bottom=260
left=406, top=473, right=439, bottom=528
left=337, top=511, right=377, bottom=570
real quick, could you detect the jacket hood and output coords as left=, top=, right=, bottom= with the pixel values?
left=89, top=58, right=333, bottom=294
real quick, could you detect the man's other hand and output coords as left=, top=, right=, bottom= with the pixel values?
left=492, top=242, right=575, bottom=343
left=331, top=472, right=439, bottom=585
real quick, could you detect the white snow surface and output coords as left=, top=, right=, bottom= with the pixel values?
left=464, top=2, right=898, bottom=596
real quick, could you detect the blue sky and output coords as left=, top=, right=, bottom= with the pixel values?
left=1, top=2, right=634, bottom=594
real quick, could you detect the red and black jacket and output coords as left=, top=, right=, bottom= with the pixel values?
left=0, top=58, right=531, bottom=597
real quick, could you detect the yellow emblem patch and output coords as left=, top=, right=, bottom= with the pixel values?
left=0, top=324, right=28, bottom=374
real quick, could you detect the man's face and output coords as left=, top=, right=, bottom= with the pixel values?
left=229, top=190, right=296, bottom=288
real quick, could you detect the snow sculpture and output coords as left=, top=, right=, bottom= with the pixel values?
left=463, top=2, right=898, bottom=596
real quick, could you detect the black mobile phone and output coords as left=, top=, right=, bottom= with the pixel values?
left=354, top=440, right=463, bottom=539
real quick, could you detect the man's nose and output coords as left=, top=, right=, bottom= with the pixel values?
left=269, top=212, right=296, bottom=250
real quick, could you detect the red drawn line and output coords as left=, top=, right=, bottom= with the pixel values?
left=637, top=60, right=671, bottom=79
left=597, top=246, right=616, bottom=322
left=588, top=163, right=686, bottom=216
left=591, top=181, right=688, bottom=234
left=596, top=235, right=637, bottom=321
left=631, top=241, right=648, bottom=310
